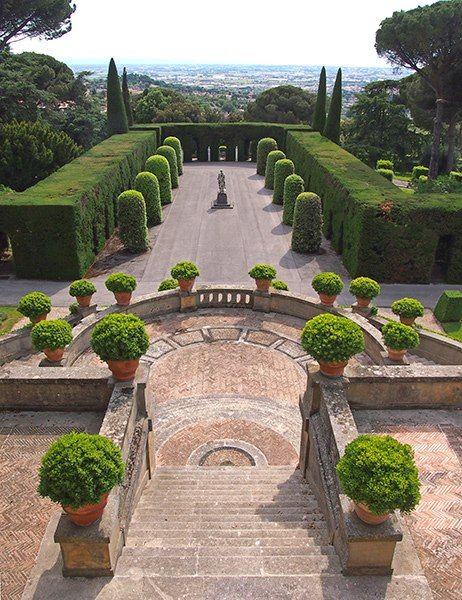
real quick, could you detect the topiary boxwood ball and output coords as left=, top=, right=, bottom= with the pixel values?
left=158, top=278, right=179, bottom=291
left=17, top=291, right=52, bottom=321
left=273, top=159, right=295, bottom=205
left=312, top=272, right=344, bottom=297
left=31, top=319, right=73, bottom=351
left=69, top=279, right=97, bottom=298
left=163, top=136, right=183, bottom=175
left=272, top=279, right=289, bottom=291
left=382, top=321, right=420, bottom=351
left=256, top=138, right=278, bottom=176
left=170, top=261, right=200, bottom=281
left=301, top=313, right=364, bottom=365
left=145, top=155, right=172, bottom=205
left=248, top=264, right=277, bottom=280
left=283, top=174, right=304, bottom=226
left=91, top=313, right=149, bottom=362
left=105, top=272, right=137, bottom=293
left=391, top=298, right=424, bottom=320
left=156, top=145, right=179, bottom=188
left=264, top=150, right=286, bottom=189
left=291, top=192, right=323, bottom=253
left=349, top=277, right=381, bottom=301
left=135, top=172, right=163, bottom=226
left=117, top=190, right=149, bottom=253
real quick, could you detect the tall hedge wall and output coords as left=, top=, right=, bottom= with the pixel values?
left=286, top=131, right=462, bottom=283
left=0, top=131, right=158, bottom=279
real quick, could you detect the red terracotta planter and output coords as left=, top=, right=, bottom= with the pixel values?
left=387, top=347, right=407, bottom=361
left=76, top=294, right=93, bottom=307
left=353, top=502, right=390, bottom=525
left=318, top=293, right=337, bottom=306
left=255, top=279, right=271, bottom=293
left=318, top=360, right=348, bottom=377
left=399, top=316, right=416, bottom=326
left=356, top=296, right=371, bottom=308
left=106, top=358, right=140, bottom=381
left=43, top=347, right=65, bottom=362
left=31, top=313, right=48, bottom=324
left=63, top=492, right=109, bottom=527
left=178, top=278, right=195, bottom=292
left=114, top=291, right=132, bottom=306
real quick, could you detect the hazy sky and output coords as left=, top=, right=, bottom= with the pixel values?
left=13, top=0, right=434, bottom=66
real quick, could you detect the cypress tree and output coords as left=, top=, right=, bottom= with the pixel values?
left=122, top=67, right=134, bottom=127
left=323, top=68, right=342, bottom=144
left=312, top=67, right=327, bottom=133
left=107, top=58, right=128, bottom=136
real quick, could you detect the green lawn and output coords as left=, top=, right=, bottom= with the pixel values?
left=441, top=321, right=462, bottom=342
left=0, top=306, right=23, bottom=336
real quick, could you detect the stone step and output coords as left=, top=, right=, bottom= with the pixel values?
left=127, top=525, right=327, bottom=539
left=135, top=504, right=318, bottom=514
left=130, top=519, right=324, bottom=530
left=121, top=545, right=336, bottom=558
left=143, top=492, right=314, bottom=500
left=126, top=535, right=331, bottom=548
left=149, top=481, right=308, bottom=490
left=132, top=512, right=320, bottom=522
left=137, top=500, right=315, bottom=510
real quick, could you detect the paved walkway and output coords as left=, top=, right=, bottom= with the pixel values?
left=1, top=162, right=461, bottom=308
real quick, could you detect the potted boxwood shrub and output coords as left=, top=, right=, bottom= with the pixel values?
left=272, top=279, right=289, bottom=291
left=17, top=291, right=52, bottom=324
left=170, top=261, right=200, bottom=292
left=248, top=263, right=277, bottom=292
left=301, top=313, right=365, bottom=377
left=349, top=277, right=381, bottom=308
left=312, top=272, right=344, bottom=306
left=69, top=279, right=97, bottom=307
left=391, top=298, right=424, bottom=326
left=31, top=319, right=73, bottom=362
left=336, top=434, right=420, bottom=525
left=382, top=321, right=420, bottom=361
left=158, top=278, right=178, bottom=291
left=38, top=432, right=124, bottom=526
left=91, top=313, right=149, bottom=381
left=105, top=273, right=137, bottom=306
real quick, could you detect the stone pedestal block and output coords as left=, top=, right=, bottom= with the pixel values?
left=253, top=291, right=271, bottom=312
left=179, top=291, right=197, bottom=312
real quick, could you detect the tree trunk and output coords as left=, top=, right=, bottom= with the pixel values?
left=446, top=114, right=457, bottom=173
left=429, top=98, right=445, bottom=180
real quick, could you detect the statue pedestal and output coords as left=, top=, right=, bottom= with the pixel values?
left=212, top=192, right=233, bottom=209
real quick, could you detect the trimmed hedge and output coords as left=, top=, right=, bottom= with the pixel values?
left=434, top=290, right=462, bottom=322
left=117, top=190, right=149, bottom=253
left=256, top=138, right=278, bottom=176
left=156, top=145, right=179, bottom=188
left=282, top=174, right=304, bottom=226
left=0, top=131, right=157, bottom=280
left=376, top=159, right=394, bottom=170
left=145, top=155, right=172, bottom=205
left=376, top=168, right=394, bottom=181
left=265, top=150, right=286, bottom=190
left=273, top=159, right=295, bottom=204
left=412, top=165, right=429, bottom=180
left=163, top=136, right=183, bottom=175
left=135, top=171, right=162, bottom=226
left=291, top=192, right=322, bottom=253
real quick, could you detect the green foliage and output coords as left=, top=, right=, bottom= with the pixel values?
left=145, top=155, right=172, bottom=204
left=312, top=67, right=327, bottom=133
left=69, top=279, right=96, bottom=297
left=133, top=87, right=207, bottom=123
left=91, top=313, right=149, bottom=361
left=134, top=172, right=162, bottom=226
left=349, top=277, right=380, bottom=299
left=282, top=174, right=304, bottom=226
left=336, top=434, right=421, bottom=515
left=412, top=165, right=429, bottom=180
left=264, top=150, right=286, bottom=190
left=117, top=190, right=149, bottom=253
left=158, top=278, right=178, bottom=291
left=377, top=159, right=394, bottom=170
left=312, top=272, right=344, bottom=296
left=434, top=290, right=462, bottom=322
left=376, top=168, right=394, bottom=181
left=301, top=313, right=365, bottom=362
left=323, top=69, right=342, bottom=144
left=31, top=319, right=73, bottom=351
left=256, top=138, right=278, bottom=176
left=273, top=159, right=295, bottom=204
left=163, top=136, right=183, bottom=175
left=272, top=279, right=289, bottom=291
left=391, top=298, right=424, bottom=319
left=107, top=58, right=128, bottom=136
left=244, top=85, right=316, bottom=124
left=0, top=120, right=80, bottom=191
left=248, top=264, right=277, bottom=280
left=105, top=272, right=137, bottom=293
left=170, top=261, right=200, bottom=280
left=0, top=130, right=158, bottom=280
left=156, top=145, right=179, bottom=188
left=415, top=174, right=462, bottom=194
left=121, top=67, right=134, bottom=127
left=38, top=432, right=124, bottom=509
left=291, top=192, right=323, bottom=253
left=69, top=302, right=78, bottom=315
left=450, top=171, right=462, bottom=183
left=17, top=292, right=51, bottom=319
left=382, top=321, right=420, bottom=350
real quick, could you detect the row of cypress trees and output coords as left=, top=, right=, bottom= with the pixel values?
left=107, top=58, right=134, bottom=136
left=312, top=67, right=342, bottom=145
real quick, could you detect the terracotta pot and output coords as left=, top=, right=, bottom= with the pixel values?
left=106, top=358, right=140, bottom=381
left=255, top=278, right=271, bottom=293
left=43, top=347, right=65, bottom=362
left=114, top=291, right=132, bottom=306
left=318, top=293, right=337, bottom=306
left=387, top=347, right=407, bottom=361
left=399, top=316, right=416, bottom=326
left=356, top=297, right=371, bottom=308
left=31, top=313, right=48, bottom=324
left=318, top=360, right=348, bottom=377
left=63, top=492, right=109, bottom=527
left=178, top=278, right=195, bottom=292
left=353, top=502, right=390, bottom=525
left=76, top=294, right=93, bottom=308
